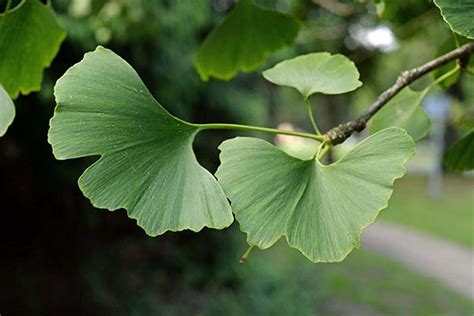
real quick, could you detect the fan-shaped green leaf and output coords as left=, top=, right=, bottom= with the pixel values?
left=369, top=88, right=430, bottom=141
left=434, top=0, right=474, bottom=39
left=216, top=128, right=415, bottom=262
left=444, top=128, right=474, bottom=171
left=0, top=84, right=15, bottom=137
left=0, top=0, right=66, bottom=98
left=48, top=46, right=233, bottom=236
left=262, top=52, right=362, bottom=99
left=194, top=0, right=301, bottom=81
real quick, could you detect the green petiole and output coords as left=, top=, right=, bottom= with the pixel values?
left=5, top=0, right=13, bottom=13
left=239, top=245, right=255, bottom=263
left=195, top=123, right=324, bottom=142
left=422, top=65, right=460, bottom=96
left=305, top=98, right=322, bottom=135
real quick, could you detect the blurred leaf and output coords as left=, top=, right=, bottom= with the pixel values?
left=0, top=84, right=15, bottom=137
left=434, top=0, right=474, bottom=39
left=262, top=52, right=362, bottom=99
left=216, top=128, right=414, bottom=262
left=375, top=0, right=386, bottom=17
left=369, top=88, right=431, bottom=141
left=453, top=112, right=474, bottom=135
left=444, top=128, right=474, bottom=171
left=194, top=0, right=301, bottom=81
left=0, top=0, right=66, bottom=98
left=49, top=47, right=233, bottom=235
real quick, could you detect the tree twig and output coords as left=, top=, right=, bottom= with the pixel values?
left=324, top=41, right=474, bottom=145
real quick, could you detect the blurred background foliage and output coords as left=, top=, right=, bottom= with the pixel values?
left=0, top=0, right=472, bottom=315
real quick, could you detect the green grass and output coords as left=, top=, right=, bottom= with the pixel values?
left=314, top=249, right=473, bottom=316
left=198, top=240, right=474, bottom=316
left=380, top=175, right=474, bottom=248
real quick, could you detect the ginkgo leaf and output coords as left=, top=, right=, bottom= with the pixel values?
left=48, top=46, right=233, bottom=236
left=0, top=0, right=66, bottom=98
left=262, top=52, right=362, bottom=99
left=0, top=84, right=15, bottom=137
left=434, top=0, right=474, bottom=39
left=216, top=128, right=415, bottom=262
left=444, top=128, right=474, bottom=171
left=369, top=88, right=430, bottom=141
left=194, top=0, right=301, bottom=81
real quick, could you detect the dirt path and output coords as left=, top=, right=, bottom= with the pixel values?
left=362, top=221, right=474, bottom=300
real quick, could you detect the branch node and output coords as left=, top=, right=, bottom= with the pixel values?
left=324, top=119, right=365, bottom=145
left=398, top=70, right=411, bottom=85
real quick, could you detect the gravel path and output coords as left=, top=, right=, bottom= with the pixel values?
left=362, top=221, right=474, bottom=300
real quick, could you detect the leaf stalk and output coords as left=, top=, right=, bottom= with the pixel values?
left=240, top=245, right=255, bottom=263
left=5, top=0, right=13, bottom=13
left=422, top=65, right=460, bottom=96
left=196, top=123, right=324, bottom=141
left=305, top=98, right=322, bottom=135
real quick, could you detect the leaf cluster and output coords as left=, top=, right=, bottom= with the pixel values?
left=49, top=46, right=416, bottom=262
